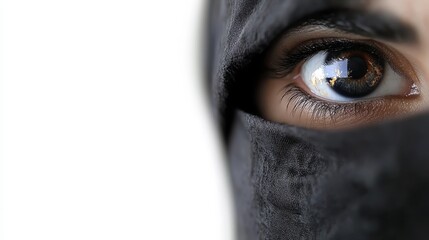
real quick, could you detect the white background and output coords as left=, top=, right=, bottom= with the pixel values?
left=1, top=1, right=233, bottom=239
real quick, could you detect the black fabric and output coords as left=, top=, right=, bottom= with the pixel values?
left=229, top=111, right=429, bottom=240
left=206, top=1, right=429, bottom=239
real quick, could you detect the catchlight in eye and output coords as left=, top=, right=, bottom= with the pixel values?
left=300, top=43, right=416, bottom=102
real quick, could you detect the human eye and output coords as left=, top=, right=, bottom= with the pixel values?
left=297, top=39, right=418, bottom=102
left=253, top=13, right=427, bottom=129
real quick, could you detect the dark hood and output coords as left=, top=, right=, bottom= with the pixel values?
left=205, top=1, right=429, bottom=239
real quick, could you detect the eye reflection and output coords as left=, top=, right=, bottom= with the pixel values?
left=300, top=41, right=417, bottom=102
left=257, top=38, right=425, bottom=129
left=321, top=49, right=383, bottom=98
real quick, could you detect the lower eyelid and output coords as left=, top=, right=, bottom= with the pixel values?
left=278, top=86, right=421, bottom=128
left=282, top=86, right=376, bottom=124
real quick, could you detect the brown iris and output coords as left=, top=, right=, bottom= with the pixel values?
left=324, top=50, right=385, bottom=98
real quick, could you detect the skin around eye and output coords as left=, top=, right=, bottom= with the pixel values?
left=257, top=38, right=427, bottom=129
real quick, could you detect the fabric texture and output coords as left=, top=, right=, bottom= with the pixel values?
left=206, top=1, right=429, bottom=239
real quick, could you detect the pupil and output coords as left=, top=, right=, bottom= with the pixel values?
left=347, top=56, right=367, bottom=79
left=324, top=50, right=384, bottom=98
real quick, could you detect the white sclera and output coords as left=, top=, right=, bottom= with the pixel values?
left=300, top=51, right=407, bottom=102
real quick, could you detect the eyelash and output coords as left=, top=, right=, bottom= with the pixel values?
left=281, top=85, right=385, bottom=123
left=269, top=38, right=385, bottom=78
left=269, top=38, right=414, bottom=123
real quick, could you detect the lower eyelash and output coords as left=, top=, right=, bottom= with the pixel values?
left=281, top=86, right=379, bottom=124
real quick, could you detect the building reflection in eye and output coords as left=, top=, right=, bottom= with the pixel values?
left=323, top=50, right=384, bottom=98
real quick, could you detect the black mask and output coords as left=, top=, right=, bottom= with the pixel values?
left=205, top=0, right=429, bottom=239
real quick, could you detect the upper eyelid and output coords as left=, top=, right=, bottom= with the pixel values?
left=266, top=39, right=375, bottom=77
left=262, top=9, right=419, bottom=75
left=265, top=37, right=417, bottom=85
left=283, top=10, right=418, bottom=44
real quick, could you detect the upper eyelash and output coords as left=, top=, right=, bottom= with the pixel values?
left=268, top=38, right=383, bottom=78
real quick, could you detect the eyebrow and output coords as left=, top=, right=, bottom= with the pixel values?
left=290, top=10, right=418, bottom=44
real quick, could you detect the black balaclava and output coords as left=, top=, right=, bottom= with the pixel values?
left=205, top=1, right=429, bottom=239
